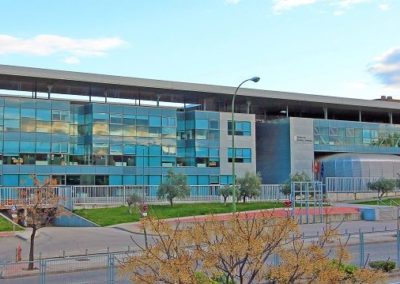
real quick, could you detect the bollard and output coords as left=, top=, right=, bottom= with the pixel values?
left=15, top=243, right=22, bottom=262
left=359, top=232, right=365, bottom=267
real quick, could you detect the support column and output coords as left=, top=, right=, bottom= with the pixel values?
left=47, top=84, right=53, bottom=100
left=157, top=95, right=161, bottom=107
left=358, top=110, right=362, bottom=122
left=286, top=105, right=289, bottom=117
left=104, top=90, right=108, bottom=103
left=89, top=86, right=92, bottom=102
left=323, top=107, right=328, bottom=119
left=246, top=101, right=251, bottom=114
left=389, top=112, right=393, bottom=124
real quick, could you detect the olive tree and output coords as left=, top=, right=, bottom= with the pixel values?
left=158, top=170, right=190, bottom=206
left=367, top=178, right=396, bottom=200
left=281, top=172, right=311, bottom=196
left=237, top=172, right=262, bottom=203
left=126, top=193, right=143, bottom=214
left=219, top=185, right=239, bottom=205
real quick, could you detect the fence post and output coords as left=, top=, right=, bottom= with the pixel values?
left=39, top=258, right=46, bottom=284
left=107, top=253, right=115, bottom=284
left=397, top=230, right=400, bottom=268
left=123, top=186, right=126, bottom=206
left=359, top=232, right=365, bottom=267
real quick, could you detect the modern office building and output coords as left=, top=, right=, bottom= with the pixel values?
left=0, top=64, right=399, bottom=187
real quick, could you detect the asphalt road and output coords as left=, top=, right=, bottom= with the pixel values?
left=1, top=219, right=400, bottom=282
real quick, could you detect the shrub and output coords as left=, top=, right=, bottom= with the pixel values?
left=369, top=260, right=396, bottom=272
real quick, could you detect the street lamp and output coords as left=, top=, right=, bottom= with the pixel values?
left=231, top=76, right=260, bottom=212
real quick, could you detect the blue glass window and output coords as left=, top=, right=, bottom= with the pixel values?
left=3, top=175, right=19, bottom=186
left=4, top=120, right=20, bottom=131
left=209, top=148, right=219, bottom=157
left=20, top=141, right=36, bottom=153
left=36, top=109, right=51, bottom=121
left=228, top=121, right=251, bottom=136
left=228, top=148, right=252, bottom=163
left=124, top=144, right=136, bottom=154
left=93, top=112, right=109, bottom=122
left=195, top=119, right=208, bottom=129
left=4, top=107, right=19, bottom=119
left=123, top=175, right=135, bottom=185
left=209, top=120, right=219, bottom=129
left=4, top=141, right=19, bottom=154
left=149, top=145, right=162, bottom=155
left=149, top=116, right=161, bottom=127
left=196, top=147, right=208, bottom=157
left=36, top=142, right=51, bottom=153
left=149, top=157, right=161, bottom=167
left=21, top=108, right=35, bottom=118
left=149, top=175, right=161, bottom=185
left=110, top=175, right=123, bottom=185
left=123, top=115, right=135, bottom=125
left=110, top=144, right=123, bottom=155
left=198, top=176, right=209, bottom=185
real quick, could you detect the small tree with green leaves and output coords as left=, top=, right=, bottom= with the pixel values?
left=281, top=172, right=311, bottom=196
left=219, top=185, right=239, bottom=205
left=237, top=172, right=262, bottom=203
left=126, top=193, right=143, bottom=214
left=367, top=178, right=396, bottom=200
left=158, top=170, right=190, bottom=206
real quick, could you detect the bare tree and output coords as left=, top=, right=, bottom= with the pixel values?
left=22, top=176, right=62, bottom=270
left=120, top=213, right=385, bottom=283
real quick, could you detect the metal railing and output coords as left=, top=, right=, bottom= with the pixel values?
left=2, top=228, right=400, bottom=283
left=325, top=177, right=399, bottom=193
left=0, top=184, right=290, bottom=210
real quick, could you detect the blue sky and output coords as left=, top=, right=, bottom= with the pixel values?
left=0, top=0, right=399, bottom=100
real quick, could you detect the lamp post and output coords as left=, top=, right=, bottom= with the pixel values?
left=231, top=77, right=260, bottom=212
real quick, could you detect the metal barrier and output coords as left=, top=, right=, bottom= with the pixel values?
left=2, top=229, right=400, bottom=283
left=326, top=177, right=398, bottom=193
left=0, top=184, right=289, bottom=210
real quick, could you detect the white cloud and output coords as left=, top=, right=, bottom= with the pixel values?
left=225, top=0, right=240, bottom=4
left=0, top=34, right=125, bottom=64
left=379, top=3, right=389, bottom=11
left=273, top=0, right=316, bottom=12
left=369, top=47, right=400, bottom=88
left=273, top=0, right=373, bottom=14
left=64, top=56, right=80, bottom=65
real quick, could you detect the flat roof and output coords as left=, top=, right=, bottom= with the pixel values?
left=0, top=64, right=399, bottom=112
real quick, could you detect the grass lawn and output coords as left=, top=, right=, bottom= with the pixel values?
left=353, top=198, right=400, bottom=206
left=0, top=216, right=23, bottom=232
left=74, top=201, right=284, bottom=226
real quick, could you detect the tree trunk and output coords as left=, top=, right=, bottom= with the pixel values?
left=28, top=226, right=37, bottom=270
left=243, top=196, right=246, bottom=203
left=224, top=196, right=227, bottom=205
left=169, top=198, right=173, bottom=207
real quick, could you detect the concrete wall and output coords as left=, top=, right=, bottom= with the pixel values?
left=219, top=112, right=256, bottom=178
left=256, top=119, right=290, bottom=183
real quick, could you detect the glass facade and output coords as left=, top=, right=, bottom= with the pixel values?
left=227, top=120, right=251, bottom=136
left=314, top=119, right=400, bottom=154
left=0, top=97, right=223, bottom=186
left=227, top=148, right=252, bottom=163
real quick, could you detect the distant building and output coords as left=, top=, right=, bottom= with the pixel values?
left=0, top=65, right=399, bottom=186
